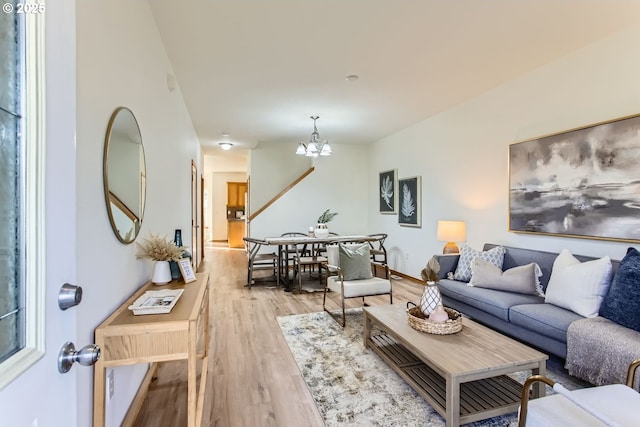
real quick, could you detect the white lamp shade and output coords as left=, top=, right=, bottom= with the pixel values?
left=437, top=220, right=466, bottom=242
left=319, top=141, right=332, bottom=156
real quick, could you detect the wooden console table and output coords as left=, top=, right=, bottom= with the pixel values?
left=93, top=272, right=210, bottom=427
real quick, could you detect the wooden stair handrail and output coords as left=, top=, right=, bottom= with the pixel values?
left=249, top=167, right=315, bottom=221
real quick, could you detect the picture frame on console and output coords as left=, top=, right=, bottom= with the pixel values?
left=178, top=258, right=197, bottom=283
left=398, top=176, right=421, bottom=227
left=509, top=113, right=640, bottom=243
left=379, top=169, right=397, bottom=214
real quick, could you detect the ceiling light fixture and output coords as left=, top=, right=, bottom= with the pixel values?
left=295, top=116, right=332, bottom=157
left=219, top=142, right=233, bottom=151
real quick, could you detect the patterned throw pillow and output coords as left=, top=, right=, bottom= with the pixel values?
left=453, top=244, right=506, bottom=282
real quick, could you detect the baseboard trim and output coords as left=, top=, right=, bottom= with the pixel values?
left=390, top=269, right=423, bottom=285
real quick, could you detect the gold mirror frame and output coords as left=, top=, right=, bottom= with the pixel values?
left=103, top=107, right=146, bottom=244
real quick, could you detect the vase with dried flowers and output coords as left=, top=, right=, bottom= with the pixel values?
left=136, top=232, right=185, bottom=284
left=314, top=209, right=338, bottom=238
left=420, top=256, right=442, bottom=315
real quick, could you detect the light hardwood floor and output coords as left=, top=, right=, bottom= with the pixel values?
left=134, top=246, right=424, bottom=427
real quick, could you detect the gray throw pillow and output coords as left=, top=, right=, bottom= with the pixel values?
left=469, top=258, right=540, bottom=296
left=339, top=243, right=373, bottom=280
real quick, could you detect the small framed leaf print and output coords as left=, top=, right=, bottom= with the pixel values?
left=379, top=169, right=397, bottom=214
left=398, top=176, right=421, bottom=227
left=178, top=258, right=197, bottom=283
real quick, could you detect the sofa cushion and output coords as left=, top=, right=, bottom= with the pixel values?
left=509, top=303, right=583, bottom=342
left=544, top=249, right=612, bottom=318
left=600, top=247, right=640, bottom=332
left=453, top=244, right=506, bottom=282
left=469, top=258, right=542, bottom=296
left=439, top=279, right=542, bottom=321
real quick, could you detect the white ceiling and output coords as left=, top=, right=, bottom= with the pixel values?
left=149, top=1, right=640, bottom=154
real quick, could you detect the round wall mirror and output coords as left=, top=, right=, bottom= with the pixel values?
left=103, top=107, right=146, bottom=244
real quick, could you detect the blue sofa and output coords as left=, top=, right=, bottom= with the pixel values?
left=434, top=244, right=619, bottom=359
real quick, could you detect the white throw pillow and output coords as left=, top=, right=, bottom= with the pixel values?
left=453, top=244, right=506, bottom=282
left=544, top=249, right=613, bottom=318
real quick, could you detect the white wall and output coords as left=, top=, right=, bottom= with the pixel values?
left=76, top=2, right=201, bottom=426
left=250, top=143, right=370, bottom=238
left=211, top=172, right=248, bottom=240
left=249, top=142, right=313, bottom=209
left=370, top=23, right=640, bottom=278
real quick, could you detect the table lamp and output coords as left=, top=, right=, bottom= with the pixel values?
left=437, top=220, right=466, bottom=254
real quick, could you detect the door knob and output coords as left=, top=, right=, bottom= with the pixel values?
left=57, top=342, right=101, bottom=373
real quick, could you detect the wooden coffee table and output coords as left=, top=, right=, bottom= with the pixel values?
left=363, top=305, right=547, bottom=427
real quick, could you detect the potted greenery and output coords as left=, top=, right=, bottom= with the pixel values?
left=136, top=232, right=185, bottom=284
left=315, top=209, right=338, bottom=238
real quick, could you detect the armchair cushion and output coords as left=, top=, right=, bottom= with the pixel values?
left=338, top=243, right=373, bottom=280
left=524, top=384, right=640, bottom=427
left=326, top=276, right=391, bottom=298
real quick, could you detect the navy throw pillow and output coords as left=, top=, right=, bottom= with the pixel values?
left=599, top=247, right=640, bottom=332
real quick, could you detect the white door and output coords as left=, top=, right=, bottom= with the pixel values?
left=0, top=2, right=81, bottom=426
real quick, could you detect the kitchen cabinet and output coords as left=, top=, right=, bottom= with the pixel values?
left=228, top=220, right=245, bottom=248
left=227, top=181, right=247, bottom=207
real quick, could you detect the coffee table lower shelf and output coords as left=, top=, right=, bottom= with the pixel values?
left=369, top=333, right=525, bottom=425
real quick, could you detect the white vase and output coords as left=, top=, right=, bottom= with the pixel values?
left=314, top=223, right=329, bottom=239
left=152, top=260, right=172, bottom=285
left=420, top=281, right=442, bottom=315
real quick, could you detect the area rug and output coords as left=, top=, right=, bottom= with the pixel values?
left=277, top=308, right=587, bottom=427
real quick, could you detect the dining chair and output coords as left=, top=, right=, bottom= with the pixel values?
left=293, top=240, right=327, bottom=291
left=322, top=242, right=393, bottom=326
left=279, top=232, right=309, bottom=275
left=243, top=237, right=279, bottom=288
left=368, top=233, right=388, bottom=278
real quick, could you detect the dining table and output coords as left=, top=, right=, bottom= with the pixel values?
left=259, top=234, right=383, bottom=290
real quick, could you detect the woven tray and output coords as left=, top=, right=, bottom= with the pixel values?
left=406, top=302, right=462, bottom=335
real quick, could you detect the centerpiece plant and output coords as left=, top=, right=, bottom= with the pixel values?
left=314, top=209, right=338, bottom=238
left=317, top=209, right=338, bottom=224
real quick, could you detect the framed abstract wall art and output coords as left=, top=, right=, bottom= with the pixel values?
left=509, top=113, right=640, bottom=243
left=379, top=169, right=397, bottom=214
left=398, top=176, right=421, bottom=227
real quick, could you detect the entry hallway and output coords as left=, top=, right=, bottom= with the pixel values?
left=134, top=246, right=423, bottom=427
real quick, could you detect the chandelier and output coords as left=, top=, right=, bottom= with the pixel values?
left=295, top=116, right=332, bottom=157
